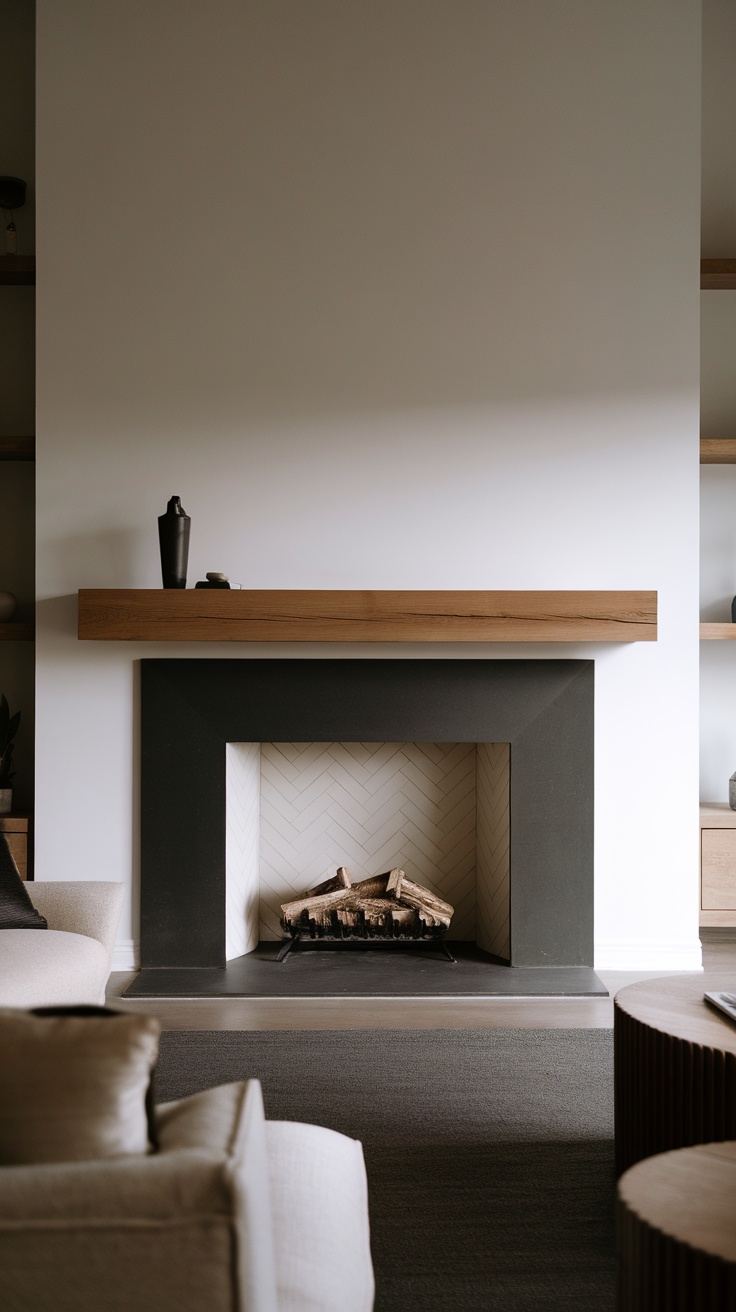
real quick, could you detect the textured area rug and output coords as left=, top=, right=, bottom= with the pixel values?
left=156, top=1028, right=615, bottom=1311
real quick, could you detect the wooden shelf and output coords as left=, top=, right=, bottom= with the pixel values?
left=701, top=438, right=736, bottom=464
left=0, top=435, right=34, bottom=461
left=0, top=255, right=35, bottom=286
left=700, top=623, right=736, bottom=639
left=700, top=803, right=736, bottom=827
left=0, top=623, right=34, bottom=641
left=78, top=589, right=658, bottom=643
left=701, top=259, right=736, bottom=289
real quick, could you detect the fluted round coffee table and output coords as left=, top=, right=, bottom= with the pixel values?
left=618, top=1142, right=736, bottom=1310
left=614, top=972, right=736, bottom=1176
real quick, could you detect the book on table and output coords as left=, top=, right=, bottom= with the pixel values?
left=704, top=991, right=736, bottom=1024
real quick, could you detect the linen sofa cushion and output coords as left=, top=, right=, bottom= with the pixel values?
left=0, top=834, right=46, bottom=929
left=0, top=930, right=108, bottom=1008
left=158, top=1081, right=279, bottom=1311
left=0, top=1007, right=160, bottom=1164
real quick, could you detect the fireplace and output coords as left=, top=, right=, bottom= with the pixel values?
left=124, top=658, right=602, bottom=998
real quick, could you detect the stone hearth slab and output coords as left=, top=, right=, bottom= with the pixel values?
left=123, top=942, right=607, bottom=999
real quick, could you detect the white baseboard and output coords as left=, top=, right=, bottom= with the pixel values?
left=111, top=939, right=138, bottom=972
left=594, top=942, right=703, bottom=972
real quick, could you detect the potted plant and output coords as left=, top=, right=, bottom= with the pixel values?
left=0, top=694, right=20, bottom=815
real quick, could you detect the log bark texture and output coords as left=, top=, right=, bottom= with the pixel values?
left=281, top=868, right=454, bottom=940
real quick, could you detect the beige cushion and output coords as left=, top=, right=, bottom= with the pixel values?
left=0, top=1080, right=279, bottom=1312
left=0, top=930, right=109, bottom=1008
left=0, top=1008, right=160, bottom=1164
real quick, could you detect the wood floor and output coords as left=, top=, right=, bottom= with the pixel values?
left=106, top=939, right=736, bottom=1031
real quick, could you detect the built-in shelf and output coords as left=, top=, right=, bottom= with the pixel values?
left=0, top=623, right=34, bottom=641
left=700, top=623, right=736, bottom=639
left=701, top=438, right=736, bottom=464
left=0, top=255, right=35, bottom=286
left=78, top=589, right=658, bottom=643
left=701, top=259, right=736, bottom=290
left=0, top=435, right=34, bottom=461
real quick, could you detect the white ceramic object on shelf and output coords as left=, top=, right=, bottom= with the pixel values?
left=0, top=592, right=17, bottom=622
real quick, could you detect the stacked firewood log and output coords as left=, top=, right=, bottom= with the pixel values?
left=280, top=867, right=453, bottom=940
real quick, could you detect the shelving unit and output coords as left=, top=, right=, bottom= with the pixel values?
left=0, top=4, right=36, bottom=825
left=700, top=265, right=736, bottom=632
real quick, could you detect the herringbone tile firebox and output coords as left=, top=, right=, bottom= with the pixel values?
left=225, top=740, right=510, bottom=959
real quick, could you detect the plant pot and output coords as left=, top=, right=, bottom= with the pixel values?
left=0, top=788, right=13, bottom=816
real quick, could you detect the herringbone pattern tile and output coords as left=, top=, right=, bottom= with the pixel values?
left=258, top=742, right=476, bottom=940
left=226, top=741, right=511, bottom=946
left=476, top=742, right=511, bottom=962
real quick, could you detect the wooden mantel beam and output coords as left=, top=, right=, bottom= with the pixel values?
left=78, top=589, right=657, bottom=643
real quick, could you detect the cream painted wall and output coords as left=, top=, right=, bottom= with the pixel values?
left=36, top=0, right=701, bottom=971
left=700, top=0, right=736, bottom=803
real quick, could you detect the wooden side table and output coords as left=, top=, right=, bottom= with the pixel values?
left=615, top=973, right=736, bottom=1176
left=618, top=1142, right=736, bottom=1310
left=0, top=813, right=32, bottom=880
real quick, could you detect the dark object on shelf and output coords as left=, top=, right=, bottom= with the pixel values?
left=157, top=496, right=190, bottom=589
left=195, top=572, right=231, bottom=590
left=0, top=178, right=26, bottom=210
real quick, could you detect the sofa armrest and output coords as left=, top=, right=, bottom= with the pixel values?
left=0, top=1150, right=240, bottom=1312
left=28, top=882, right=124, bottom=975
left=0, top=1080, right=278, bottom=1312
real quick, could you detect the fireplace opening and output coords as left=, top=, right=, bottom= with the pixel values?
left=225, top=740, right=511, bottom=962
left=127, top=658, right=603, bottom=998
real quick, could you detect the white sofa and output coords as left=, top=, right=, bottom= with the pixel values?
left=0, top=881, right=124, bottom=1008
left=0, top=1078, right=375, bottom=1312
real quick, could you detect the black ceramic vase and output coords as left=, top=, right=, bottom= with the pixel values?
left=158, top=495, right=191, bottom=589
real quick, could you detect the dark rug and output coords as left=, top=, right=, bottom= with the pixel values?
left=156, top=1028, right=615, bottom=1312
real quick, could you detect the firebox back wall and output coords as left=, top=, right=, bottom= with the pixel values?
left=225, top=741, right=511, bottom=953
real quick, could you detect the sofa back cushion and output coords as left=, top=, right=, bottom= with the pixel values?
left=0, top=834, right=46, bottom=929
left=0, top=1007, right=160, bottom=1164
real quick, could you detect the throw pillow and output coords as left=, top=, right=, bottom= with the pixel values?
left=0, top=1006, right=161, bottom=1164
left=0, top=832, right=47, bottom=928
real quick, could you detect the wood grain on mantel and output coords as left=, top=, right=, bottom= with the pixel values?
left=78, top=589, right=657, bottom=643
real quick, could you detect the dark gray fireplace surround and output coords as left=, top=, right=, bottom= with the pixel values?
left=126, top=658, right=603, bottom=998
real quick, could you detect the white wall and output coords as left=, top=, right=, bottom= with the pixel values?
left=700, top=0, right=736, bottom=803
left=36, top=0, right=701, bottom=971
